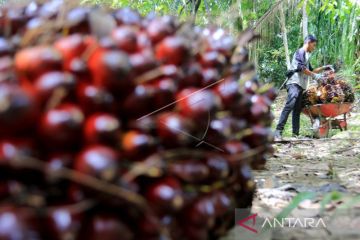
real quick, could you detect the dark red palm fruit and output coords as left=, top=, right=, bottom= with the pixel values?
left=205, top=155, right=230, bottom=180
left=243, top=79, right=259, bottom=95
left=121, top=130, right=157, bottom=161
left=127, top=116, right=157, bottom=135
left=155, top=36, right=189, bottom=66
left=54, top=34, right=88, bottom=70
left=14, top=46, right=62, bottom=84
left=200, top=51, right=226, bottom=68
left=0, top=139, right=34, bottom=169
left=66, top=7, right=91, bottom=34
left=83, top=213, right=134, bottom=240
left=113, top=7, right=142, bottom=26
left=46, top=205, right=84, bottom=240
left=111, top=26, right=138, bottom=53
left=89, top=50, right=133, bottom=95
left=146, top=16, right=178, bottom=44
left=148, top=78, right=177, bottom=111
left=83, top=113, right=121, bottom=146
left=168, top=160, right=209, bottom=183
left=129, top=49, right=157, bottom=75
left=69, top=58, right=91, bottom=83
left=38, top=104, right=84, bottom=149
left=0, top=38, right=14, bottom=56
left=0, top=56, right=16, bottom=85
left=263, top=86, right=277, bottom=101
left=242, top=126, right=272, bottom=148
left=223, top=141, right=250, bottom=166
left=176, top=88, right=222, bottom=121
left=0, top=85, right=38, bottom=135
left=0, top=206, right=43, bottom=240
left=184, top=196, right=216, bottom=228
left=25, top=17, right=45, bottom=30
left=156, top=112, right=194, bottom=148
left=249, top=95, right=271, bottom=122
left=74, top=145, right=119, bottom=182
left=136, top=32, right=152, bottom=50
left=214, top=76, right=241, bottom=107
left=205, top=29, right=235, bottom=57
left=76, top=83, right=115, bottom=116
left=122, top=85, right=155, bottom=119
left=211, top=191, right=233, bottom=217
left=179, top=62, right=203, bottom=88
left=201, top=68, right=221, bottom=87
left=182, top=225, right=208, bottom=240
left=34, top=71, right=77, bottom=107
left=137, top=213, right=161, bottom=239
left=145, top=177, right=184, bottom=214
left=230, top=94, right=252, bottom=118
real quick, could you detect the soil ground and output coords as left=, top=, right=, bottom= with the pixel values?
left=222, top=90, right=360, bottom=240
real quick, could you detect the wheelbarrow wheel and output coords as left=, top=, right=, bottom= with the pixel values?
left=312, top=118, right=329, bottom=138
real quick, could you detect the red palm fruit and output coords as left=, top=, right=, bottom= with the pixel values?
left=76, top=83, right=115, bottom=116
left=249, top=95, right=271, bottom=122
left=121, top=130, right=157, bottom=160
left=69, top=58, right=91, bottom=83
left=0, top=8, right=28, bottom=35
left=214, top=76, right=241, bottom=107
left=129, top=49, right=157, bottom=75
left=46, top=152, right=73, bottom=175
left=137, top=213, right=161, bottom=239
left=66, top=7, right=91, bottom=34
left=34, top=71, right=77, bottom=106
left=156, top=112, right=194, bottom=148
left=205, top=155, right=230, bottom=180
left=145, top=177, right=184, bottom=213
left=182, top=225, right=208, bottom=240
left=0, top=138, right=34, bottom=168
left=242, top=126, right=272, bottom=148
left=155, top=36, right=189, bottom=65
left=176, top=88, right=222, bottom=121
left=113, top=7, right=142, bottom=26
left=111, top=26, right=138, bottom=53
left=200, top=51, right=226, bottom=68
left=180, top=62, right=203, bottom=88
left=38, top=104, right=84, bottom=149
left=146, top=16, right=178, bottom=44
left=211, top=191, right=233, bottom=216
left=136, top=31, right=152, bottom=50
left=74, top=145, right=119, bottom=182
left=263, top=86, right=277, bottom=101
left=0, top=38, right=14, bottom=56
left=146, top=78, right=177, bottom=111
left=223, top=141, right=250, bottom=166
left=230, top=94, right=252, bottom=118
left=84, top=213, right=134, bottom=240
left=89, top=50, right=133, bottom=95
left=122, top=85, right=155, bottom=118
left=0, top=206, right=42, bottom=240
left=168, top=160, right=209, bottom=183
left=46, top=204, right=84, bottom=240
left=83, top=113, right=121, bottom=146
left=201, top=68, right=221, bottom=87
left=0, top=85, right=38, bottom=135
left=54, top=34, right=88, bottom=70
left=14, top=46, right=62, bottom=84
left=184, top=196, right=216, bottom=228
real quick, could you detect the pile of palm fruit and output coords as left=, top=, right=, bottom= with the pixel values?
left=302, top=70, right=355, bottom=106
left=0, top=1, right=277, bottom=239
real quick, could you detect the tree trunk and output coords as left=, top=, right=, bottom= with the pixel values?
left=302, top=0, right=309, bottom=39
left=279, top=3, right=291, bottom=69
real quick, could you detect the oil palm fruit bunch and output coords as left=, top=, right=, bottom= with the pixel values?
left=303, top=72, right=354, bottom=106
left=0, top=1, right=276, bottom=239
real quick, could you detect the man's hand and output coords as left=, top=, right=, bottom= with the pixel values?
left=312, top=73, right=323, bottom=82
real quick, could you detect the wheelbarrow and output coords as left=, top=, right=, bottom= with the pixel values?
left=302, top=103, right=352, bottom=138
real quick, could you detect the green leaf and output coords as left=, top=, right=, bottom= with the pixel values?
left=319, top=191, right=343, bottom=214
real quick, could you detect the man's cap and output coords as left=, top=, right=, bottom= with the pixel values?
left=304, top=35, right=317, bottom=43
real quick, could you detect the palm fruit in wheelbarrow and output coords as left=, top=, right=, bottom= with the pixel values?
left=0, top=1, right=276, bottom=239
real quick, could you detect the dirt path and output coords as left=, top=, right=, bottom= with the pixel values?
left=222, top=93, right=360, bottom=240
